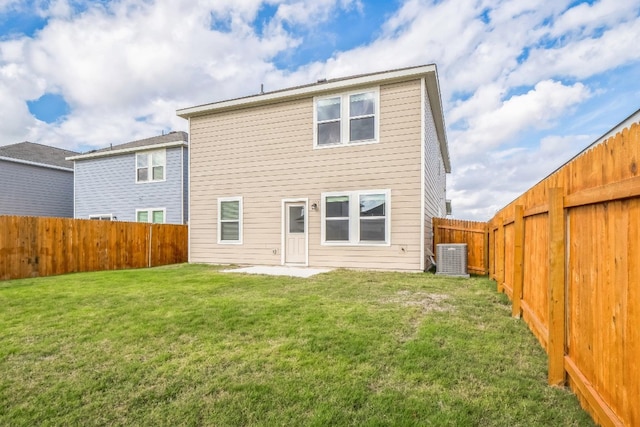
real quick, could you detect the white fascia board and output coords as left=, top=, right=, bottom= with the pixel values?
left=66, top=141, right=188, bottom=161
left=176, top=65, right=438, bottom=118
left=0, top=156, right=74, bottom=172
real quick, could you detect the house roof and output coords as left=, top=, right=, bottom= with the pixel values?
left=0, top=141, right=78, bottom=171
left=67, top=131, right=188, bottom=161
left=176, top=64, right=451, bottom=172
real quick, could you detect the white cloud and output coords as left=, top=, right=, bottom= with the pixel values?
left=453, top=80, right=591, bottom=153
left=510, top=18, right=640, bottom=86
left=550, top=0, right=640, bottom=38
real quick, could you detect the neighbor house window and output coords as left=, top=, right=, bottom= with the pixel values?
left=218, top=197, right=242, bottom=244
left=136, top=208, right=165, bottom=224
left=314, top=88, right=379, bottom=148
left=89, top=214, right=113, bottom=221
left=322, top=190, right=390, bottom=245
left=136, top=149, right=165, bottom=182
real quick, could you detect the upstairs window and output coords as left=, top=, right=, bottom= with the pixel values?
left=136, top=149, right=165, bottom=183
left=314, top=88, right=379, bottom=148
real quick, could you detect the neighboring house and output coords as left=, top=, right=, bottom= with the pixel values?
left=177, top=64, right=451, bottom=271
left=67, top=132, right=189, bottom=224
left=0, top=141, right=77, bottom=217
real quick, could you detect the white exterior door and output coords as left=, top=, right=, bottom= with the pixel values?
left=285, top=202, right=306, bottom=264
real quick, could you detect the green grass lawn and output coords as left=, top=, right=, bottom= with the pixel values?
left=0, top=264, right=593, bottom=426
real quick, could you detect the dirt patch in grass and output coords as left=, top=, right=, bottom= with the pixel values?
left=381, top=290, right=452, bottom=313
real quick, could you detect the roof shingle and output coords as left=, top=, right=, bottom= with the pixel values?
left=0, top=142, right=78, bottom=169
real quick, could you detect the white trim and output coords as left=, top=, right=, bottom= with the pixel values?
left=89, top=214, right=114, bottom=220
left=420, top=77, right=426, bottom=271
left=135, top=207, right=166, bottom=224
left=177, top=64, right=437, bottom=118
left=320, top=189, right=391, bottom=246
left=187, top=119, right=192, bottom=262
left=218, top=196, right=243, bottom=244
left=135, top=149, right=167, bottom=184
left=281, top=198, right=309, bottom=266
left=0, top=155, right=74, bottom=172
left=73, top=161, right=77, bottom=218
left=180, top=145, right=184, bottom=224
left=312, top=87, right=380, bottom=149
left=66, top=140, right=188, bottom=161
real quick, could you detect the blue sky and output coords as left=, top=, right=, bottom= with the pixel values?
left=1, top=0, right=640, bottom=220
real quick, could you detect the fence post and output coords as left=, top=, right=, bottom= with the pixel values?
left=497, top=218, right=505, bottom=293
left=512, top=205, right=524, bottom=318
left=548, top=187, right=566, bottom=386
left=483, top=223, right=489, bottom=276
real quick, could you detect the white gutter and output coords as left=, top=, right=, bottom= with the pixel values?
left=0, top=156, right=74, bottom=172
left=66, top=140, right=188, bottom=161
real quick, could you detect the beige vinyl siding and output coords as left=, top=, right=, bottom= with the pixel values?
left=189, top=79, right=424, bottom=271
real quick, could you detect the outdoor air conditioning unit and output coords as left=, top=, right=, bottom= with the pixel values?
left=436, top=244, right=470, bottom=278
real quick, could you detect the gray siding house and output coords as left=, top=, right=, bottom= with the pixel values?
left=68, top=132, right=189, bottom=224
left=0, top=142, right=77, bottom=217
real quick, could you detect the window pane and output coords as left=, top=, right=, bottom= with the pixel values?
left=137, top=211, right=149, bottom=222
left=137, top=168, right=148, bottom=182
left=318, top=122, right=341, bottom=145
left=350, top=92, right=375, bottom=117
left=326, top=219, right=349, bottom=241
left=360, top=194, right=385, bottom=217
left=152, top=211, right=164, bottom=224
left=221, top=201, right=239, bottom=220
left=136, top=153, right=148, bottom=167
left=221, top=222, right=239, bottom=241
left=350, top=117, right=375, bottom=141
left=317, top=97, right=341, bottom=121
left=152, top=166, right=164, bottom=180
left=289, top=206, right=305, bottom=233
left=151, top=151, right=165, bottom=166
left=326, top=196, right=349, bottom=217
left=360, top=218, right=386, bottom=241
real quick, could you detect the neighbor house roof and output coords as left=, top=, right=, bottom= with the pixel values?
left=177, top=64, right=451, bottom=172
left=67, top=131, right=188, bottom=161
left=0, top=141, right=78, bottom=171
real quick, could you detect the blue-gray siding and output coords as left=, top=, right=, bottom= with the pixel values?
left=0, top=160, right=74, bottom=217
left=73, top=147, right=187, bottom=224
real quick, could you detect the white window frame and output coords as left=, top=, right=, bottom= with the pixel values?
left=313, top=87, right=380, bottom=149
left=89, top=214, right=113, bottom=220
left=321, top=189, right=391, bottom=246
left=218, top=196, right=243, bottom=244
left=136, top=208, right=166, bottom=224
left=136, top=149, right=166, bottom=183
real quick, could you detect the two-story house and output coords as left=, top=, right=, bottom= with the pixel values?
left=68, top=132, right=189, bottom=224
left=0, top=141, right=78, bottom=217
left=177, top=65, right=450, bottom=271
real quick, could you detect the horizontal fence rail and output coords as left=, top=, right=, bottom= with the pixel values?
left=433, top=218, right=488, bottom=275
left=489, top=121, right=640, bottom=427
left=0, top=216, right=188, bottom=281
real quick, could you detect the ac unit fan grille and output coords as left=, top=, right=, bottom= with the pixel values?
left=436, top=244, right=470, bottom=278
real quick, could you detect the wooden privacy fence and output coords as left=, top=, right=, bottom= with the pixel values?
left=490, top=121, right=640, bottom=427
left=0, top=216, right=188, bottom=281
left=433, top=218, right=488, bottom=275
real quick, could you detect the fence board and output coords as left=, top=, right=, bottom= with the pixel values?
left=0, top=216, right=188, bottom=281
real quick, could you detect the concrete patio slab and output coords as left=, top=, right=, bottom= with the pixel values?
left=222, top=265, right=333, bottom=278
